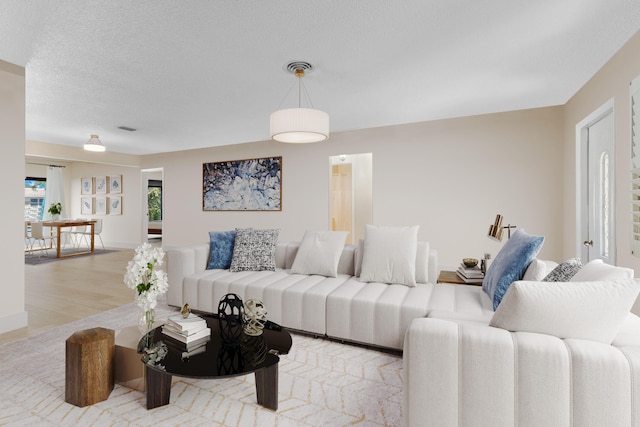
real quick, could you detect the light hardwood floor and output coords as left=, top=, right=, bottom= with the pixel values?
left=0, top=248, right=139, bottom=345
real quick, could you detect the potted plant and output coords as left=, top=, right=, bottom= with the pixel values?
left=47, top=202, right=62, bottom=220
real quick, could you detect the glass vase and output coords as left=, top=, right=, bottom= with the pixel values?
left=138, top=308, right=156, bottom=335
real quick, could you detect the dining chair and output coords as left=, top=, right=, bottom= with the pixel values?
left=24, top=221, right=33, bottom=254
left=29, top=222, right=56, bottom=258
left=80, top=218, right=105, bottom=250
left=62, top=220, right=86, bottom=250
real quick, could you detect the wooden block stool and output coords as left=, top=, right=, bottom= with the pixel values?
left=65, top=327, right=115, bottom=407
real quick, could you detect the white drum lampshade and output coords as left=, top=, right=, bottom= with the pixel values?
left=270, top=107, right=330, bottom=143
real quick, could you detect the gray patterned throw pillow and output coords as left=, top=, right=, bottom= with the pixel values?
left=542, top=257, right=582, bottom=282
left=229, top=228, right=280, bottom=272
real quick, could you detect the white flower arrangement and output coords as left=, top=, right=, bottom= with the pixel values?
left=124, top=243, right=169, bottom=311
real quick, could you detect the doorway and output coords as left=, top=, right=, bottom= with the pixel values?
left=576, top=100, right=615, bottom=264
left=141, top=168, right=164, bottom=243
left=329, top=153, right=372, bottom=244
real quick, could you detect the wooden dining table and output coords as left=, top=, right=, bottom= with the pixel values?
left=41, top=219, right=97, bottom=258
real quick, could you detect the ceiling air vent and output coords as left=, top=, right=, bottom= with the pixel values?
left=117, top=126, right=137, bottom=132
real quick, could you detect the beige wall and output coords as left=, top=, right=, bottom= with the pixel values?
left=144, top=105, right=565, bottom=268
left=66, top=162, right=143, bottom=247
left=0, top=60, right=26, bottom=334
left=563, top=29, right=640, bottom=313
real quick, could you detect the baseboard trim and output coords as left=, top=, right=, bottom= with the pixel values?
left=0, top=311, right=28, bottom=334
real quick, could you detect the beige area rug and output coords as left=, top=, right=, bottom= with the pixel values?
left=0, top=303, right=403, bottom=426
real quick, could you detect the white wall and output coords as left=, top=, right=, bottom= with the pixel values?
left=143, top=106, right=564, bottom=268
left=0, top=60, right=27, bottom=334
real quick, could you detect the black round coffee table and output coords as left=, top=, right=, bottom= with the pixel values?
left=137, top=315, right=292, bottom=410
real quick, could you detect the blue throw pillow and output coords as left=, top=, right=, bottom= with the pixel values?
left=482, top=228, right=544, bottom=310
left=207, top=230, right=236, bottom=269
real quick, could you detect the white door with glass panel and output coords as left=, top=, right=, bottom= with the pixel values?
left=579, top=106, right=614, bottom=264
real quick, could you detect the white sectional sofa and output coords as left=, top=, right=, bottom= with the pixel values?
left=403, top=253, right=640, bottom=427
left=166, top=227, right=640, bottom=427
left=166, top=240, right=438, bottom=350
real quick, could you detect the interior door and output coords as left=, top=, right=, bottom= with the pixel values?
left=330, top=163, right=353, bottom=244
left=581, top=110, right=615, bottom=263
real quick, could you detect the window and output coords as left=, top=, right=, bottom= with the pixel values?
left=148, top=179, right=162, bottom=221
left=25, top=177, right=46, bottom=221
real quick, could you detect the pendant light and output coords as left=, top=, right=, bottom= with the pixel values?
left=270, top=61, right=330, bottom=143
left=84, top=134, right=106, bottom=152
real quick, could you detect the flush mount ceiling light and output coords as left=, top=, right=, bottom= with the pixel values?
left=270, top=61, right=330, bottom=143
left=83, top=134, right=106, bottom=152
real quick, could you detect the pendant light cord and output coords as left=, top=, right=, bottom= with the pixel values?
left=274, top=69, right=316, bottom=110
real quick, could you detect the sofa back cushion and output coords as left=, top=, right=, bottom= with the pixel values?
left=489, top=278, right=640, bottom=344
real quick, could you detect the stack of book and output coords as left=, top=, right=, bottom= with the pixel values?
left=455, top=264, right=485, bottom=284
left=162, top=313, right=211, bottom=356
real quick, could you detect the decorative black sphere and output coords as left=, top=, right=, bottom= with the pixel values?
left=218, top=293, right=245, bottom=343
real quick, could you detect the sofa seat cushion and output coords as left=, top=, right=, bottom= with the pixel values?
left=427, top=283, right=495, bottom=324
left=325, top=277, right=433, bottom=349
left=182, top=268, right=351, bottom=335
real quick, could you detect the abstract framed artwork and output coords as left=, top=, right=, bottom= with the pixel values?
left=81, top=197, right=93, bottom=215
left=81, top=177, right=93, bottom=195
left=95, top=176, right=107, bottom=194
left=109, top=196, right=122, bottom=215
left=95, top=196, right=107, bottom=215
left=109, top=175, right=122, bottom=194
left=203, top=156, right=282, bottom=211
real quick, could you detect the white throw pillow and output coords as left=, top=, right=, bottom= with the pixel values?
left=522, top=258, right=549, bottom=281
left=570, top=259, right=634, bottom=281
left=489, top=279, right=640, bottom=344
left=290, top=230, right=349, bottom=277
left=359, top=225, right=419, bottom=286
left=356, top=237, right=429, bottom=283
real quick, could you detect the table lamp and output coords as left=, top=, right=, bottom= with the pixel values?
left=487, top=214, right=517, bottom=241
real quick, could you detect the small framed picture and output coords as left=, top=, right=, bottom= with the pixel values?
left=109, top=196, right=122, bottom=215
left=109, top=175, right=122, bottom=194
left=95, top=176, right=107, bottom=194
left=95, top=196, right=107, bottom=215
left=81, top=177, right=93, bottom=195
left=81, top=197, right=93, bottom=215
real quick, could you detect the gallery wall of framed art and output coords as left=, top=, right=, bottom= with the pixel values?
left=80, top=175, right=123, bottom=215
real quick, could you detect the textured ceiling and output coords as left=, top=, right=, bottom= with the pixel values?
left=2, top=0, right=640, bottom=155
